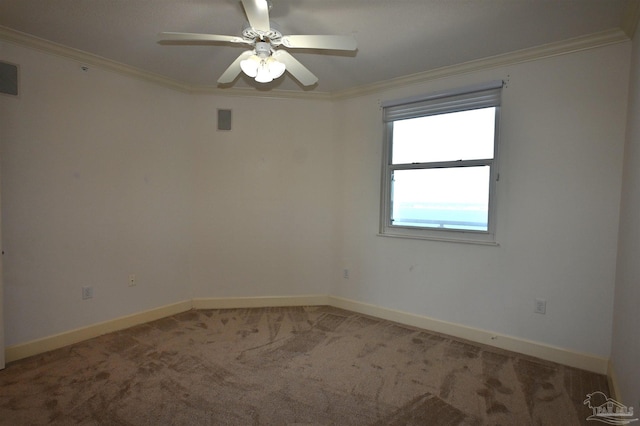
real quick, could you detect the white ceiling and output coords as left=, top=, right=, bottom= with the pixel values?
left=0, top=0, right=635, bottom=93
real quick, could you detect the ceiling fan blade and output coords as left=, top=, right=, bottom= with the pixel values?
left=158, top=32, right=248, bottom=44
left=281, top=35, right=357, bottom=51
left=241, top=0, right=271, bottom=32
left=273, top=50, right=318, bottom=87
left=218, top=51, right=254, bottom=84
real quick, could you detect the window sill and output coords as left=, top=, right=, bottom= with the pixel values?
left=377, top=232, right=500, bottom=246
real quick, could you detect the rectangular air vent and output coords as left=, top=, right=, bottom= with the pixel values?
left=0, top=61, right=18, bottom=96
left=217, top=109, right=232, bottom=131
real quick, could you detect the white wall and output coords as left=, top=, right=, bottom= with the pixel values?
left=186, top=94, right=338, bottom=299
left=0, top=42, right=195, bottom=345
left=611, top=26, right=640, bottom=406
left=334, top=43, right=630, bottom=358
left=0, top=41, right=339, bottom=346
left=0, top=38, right=631, bottom=365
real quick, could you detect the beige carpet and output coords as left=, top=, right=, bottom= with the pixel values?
left=0, top=306, right=608, bottom=425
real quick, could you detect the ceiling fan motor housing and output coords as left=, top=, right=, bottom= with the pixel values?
left=255, top=41, right=272, bottom=58
left=242, top=24, right=282, bottom=45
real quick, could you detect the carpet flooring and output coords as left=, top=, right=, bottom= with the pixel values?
left=0, top=306, right=609, bottom=425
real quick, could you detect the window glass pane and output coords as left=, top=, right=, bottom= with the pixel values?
left=391, top=166, right=490, bottom=231
left=392, top=107, right=495, bottom=164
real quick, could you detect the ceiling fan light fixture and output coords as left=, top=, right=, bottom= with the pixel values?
left=241, top=50, right=286, bottom=83
left=240, top=55, right=260, bottom=77
left=255, top=63, right=273, bottom=83
left=266, top=56, right=285, bottom=79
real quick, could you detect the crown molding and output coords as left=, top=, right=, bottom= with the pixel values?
left=185, top=84, right=332, bottom=100
left=0, top=25, right=194, bottom=92
left=0, top=25, right=630, bottom=102
left=331, top=28, right=630, bottom=100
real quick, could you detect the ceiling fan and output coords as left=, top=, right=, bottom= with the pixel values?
left=158, top=0, right=357, bottom=87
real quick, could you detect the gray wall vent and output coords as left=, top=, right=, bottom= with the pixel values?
left=217, top=109, right=232, bottom=131
left=0, top=61, right=18, bottom=96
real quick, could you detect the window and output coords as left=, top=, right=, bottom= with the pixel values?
left=380, top=81, right=502, bottom=244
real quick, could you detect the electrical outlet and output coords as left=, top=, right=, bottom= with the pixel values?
left=343, top=269, right=349, bottom=279
left=535, top=298, right=546, bottom=314
left=82, top=286, right=93, bottom=300
left=128, top=274, right=136, bottom=287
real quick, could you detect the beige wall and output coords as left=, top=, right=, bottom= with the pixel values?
left=186, top=94, right=338, bottom=299
left=0, top=40, right=339, bottom=347
left=333, top=43, right=630, bottom=358
left=0, top=36, right=632, bottom=366
left=0, top=42, right=195, bottom=344
left=611, top=22, right=640, bottom=406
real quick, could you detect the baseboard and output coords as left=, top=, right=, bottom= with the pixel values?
left=6, top=296, right=326, bottom=363
left=328, top=296, right=609, bottom=375
left=192, top=294, right=331, bottom=310
left=5, top=300, right=193, bottom=363
left=5, top=295, right=609, bottom=375
left=607, top=360, right=622, bottom=400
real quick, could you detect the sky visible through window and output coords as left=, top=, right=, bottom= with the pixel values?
left=391, top=107, right=495, bottom=231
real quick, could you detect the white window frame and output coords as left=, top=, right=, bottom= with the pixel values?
left=379, top=81, right=503, bottom=245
